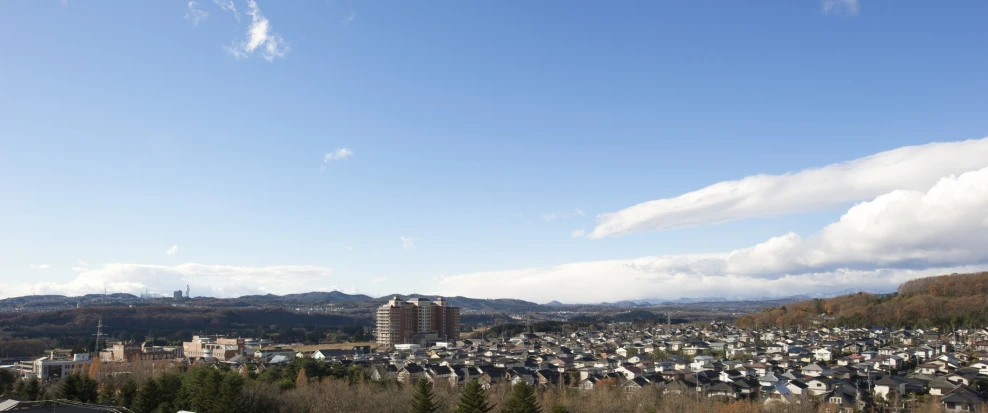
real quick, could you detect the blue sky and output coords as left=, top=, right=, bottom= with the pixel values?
left=1, top=0, right=986, bottom=302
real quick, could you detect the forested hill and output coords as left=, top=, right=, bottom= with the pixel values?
left=737, top=271, right=988, bottom=329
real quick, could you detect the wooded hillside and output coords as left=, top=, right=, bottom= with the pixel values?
left=737, top=271, right=988, bottom=329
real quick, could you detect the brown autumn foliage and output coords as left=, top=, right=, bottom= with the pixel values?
left=737, top=271, right=988, bottom=329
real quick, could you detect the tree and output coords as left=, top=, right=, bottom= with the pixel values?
left=12, top=379, right=27, bottom=399
left=77, top=374, right=98, bottom=403
left=24, top=378, right=41, bottom=401
left=550, top=404, right=570, bottom=413
left=155, top=372, right=183, bottom=413
left=455, top=379, right=493, bottom=413
left=56, top=372, right=81, bottom=400
left=212, top=374, right=247, bottom=413
left=0, top=369, right=16, bottom=395
left=411, top=379, right=438, bottom=413
left=98, top=376, right=116, bottom=405
left=132, top=378, right=161, bottom=413
left=117, top=378, right=138, bottom=409
left=295, top=367, right=308, bottom=388
left=500, top=382, right=541, bottom=413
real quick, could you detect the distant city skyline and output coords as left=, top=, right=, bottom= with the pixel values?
left=1, top=0, right=986, bottom=302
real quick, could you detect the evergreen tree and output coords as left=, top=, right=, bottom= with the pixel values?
left=0, top=369, right=16, bottom=395
left=56, top=373, right=81, bottom=400
left=455, top=379, right=493, bottom=413
left=180, top=367, right=228, bottom=413
left=411, top=379, right=438, bottom=413
left=117, top=378, right=138, bottom=409
left=98, top=376, right=116, bottom=405
left=12, top=379, right=26, bottom=399
left=132, top=378, right=161, bottom=413
left=213, top=374, right=247, bottom=413
left=156, top=372, right=183, bottom=413
left=500, top=382, right=541, bottom=413
left=24, top=377, right=41, bottom=401
left=78, top=374, right=99, bottom=403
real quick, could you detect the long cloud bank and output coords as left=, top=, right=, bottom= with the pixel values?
left=0, top=263, right=343, bottom=299
left=588, top=137, right=988, bottom=238
left=441, top=167, right=988, bottom=303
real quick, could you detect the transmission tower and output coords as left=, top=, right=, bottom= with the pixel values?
left=93, top=316, right=109, bottom=353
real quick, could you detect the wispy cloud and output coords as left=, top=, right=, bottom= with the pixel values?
left=324, top=148, right=354, bottom=162
left=570, top=229, right=585, bottom=238
left=400, top=236, right=416, bottom=250
left=78, top=259, right=87, bottom=266
left=28, top=264, right=51, bottom=270
left=72, top=267, right=88, bottom=272
left=822, top=0, right=860, bottom=16
left=589, top=137, right=988, bottom=238
left=441, top=167, right=988, bottom=302
left=344, top=246, right=354, bottom=252
left=213, top=0, right=240, bottom=21
left=226, top=0, right=289, bottom=61
left=184, top=1, right=209, bottom=26
left=321, top=148, right=353, bottom=173
left=166, top=245, right=179, bottom=255
left=342, top=11, right=356, bottom=25
left=541, top=209, right=585, bottom=222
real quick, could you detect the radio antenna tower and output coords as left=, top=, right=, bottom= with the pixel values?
left=93, top=316, right=109, bottom=353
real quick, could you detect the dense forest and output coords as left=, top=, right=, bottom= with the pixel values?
left=737, top=272, right=988, bottom=329
left=0, top=306, right=371, bottom=357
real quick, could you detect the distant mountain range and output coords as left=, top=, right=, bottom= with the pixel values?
left=240, top=291, right=374, bottom=302
left=0, top=291, right=545, bottom=313
left=1, top=288, right=893, bottom=312
left=539, top=288, right=894, bottom=308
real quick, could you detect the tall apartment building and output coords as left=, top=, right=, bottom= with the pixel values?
left=376, top=296, right=460, bottom=348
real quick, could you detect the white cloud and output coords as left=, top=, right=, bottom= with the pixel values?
left=342, top=11, right=356, bottom=25
left=823, top=0, right=860, bottom=16
left=78, top=259, right=87, bottom=266
left=226, top=0, right=289, bottom=61
left=439, top=167, right=988, bottom=302
left=28, top=264, right=51, bottom=270
left=321, top=148, right=353, bottom=173
left=184, top=1, right=209, bottom=26
left=72, top=267, right=88, bottom=272
left=344, top=246, right=354, bottom=252
left=324, top=148, right=353, bottom=162
left=571, top=229, right=585, bottom=238
left=400, top=237, right=416, bottom=250
left=589, top=137, right=988, bottom=238
left=166, top=245, right=179, bottom=255
left=0, top=263, right=338, bottom=299
left=541, top=209, right=585, bottom=222
left=213, top=0, right=239, bottom=21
